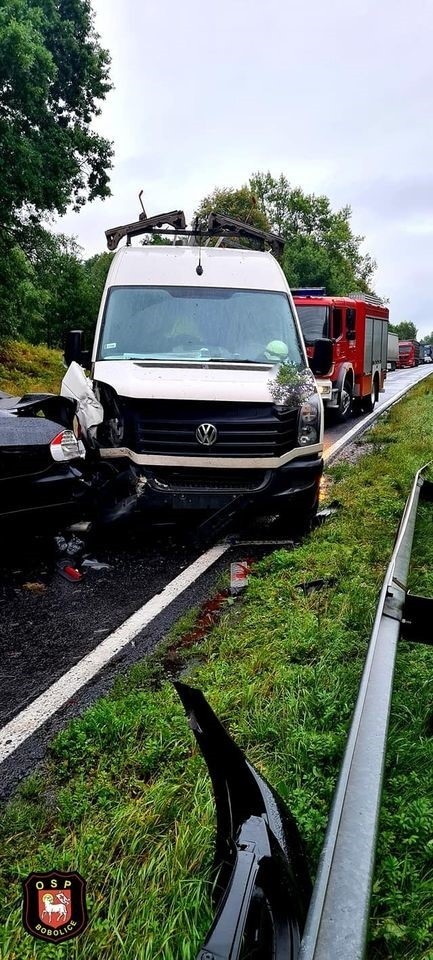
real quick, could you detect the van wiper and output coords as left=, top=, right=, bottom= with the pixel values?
left=205, top=358, right=269, bottom=364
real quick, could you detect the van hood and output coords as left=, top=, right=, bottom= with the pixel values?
left=93, top=359, right=284, bottom=403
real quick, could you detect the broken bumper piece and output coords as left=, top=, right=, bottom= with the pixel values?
left=174, top=682, right=311, bottom=960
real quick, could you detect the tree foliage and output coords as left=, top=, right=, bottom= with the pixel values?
left=196, top=172, right=377, bottom=296
left=0, top=0, right=113, bottom=341
left=195, top=185, right=270, bottom=234
left=0, top=225, right=112, bottom=347
left=389, top=321, right=418, bottom=340
left=0, top=0, right=112, bottom=231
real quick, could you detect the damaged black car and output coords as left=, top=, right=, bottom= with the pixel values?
left=0, top=392, right=89, bottom=528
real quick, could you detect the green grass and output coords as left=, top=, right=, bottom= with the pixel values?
left=0, top=340, right=64, bottom=395
left=1, top=379, right=433, bottom=958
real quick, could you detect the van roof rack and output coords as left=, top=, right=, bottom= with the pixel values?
left=105, top=207, right=284, bottom=256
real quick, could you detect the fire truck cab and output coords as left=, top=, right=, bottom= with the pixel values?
left=293, top=289, right=389, bottom=421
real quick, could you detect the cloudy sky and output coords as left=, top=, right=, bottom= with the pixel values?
left=58, top=0, right=433, bottom=336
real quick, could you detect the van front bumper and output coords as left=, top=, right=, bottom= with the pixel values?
left=128, top=454, right=324, bottom=513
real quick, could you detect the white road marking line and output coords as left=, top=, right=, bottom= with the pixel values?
left=324, top=368, right=432, bottom=462
left=0, top=543, right=229, bottom=764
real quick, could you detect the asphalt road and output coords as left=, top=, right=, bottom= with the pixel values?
left=323, top=364, right=433, bottom=453
left=0, top=363, right=430, bottom=797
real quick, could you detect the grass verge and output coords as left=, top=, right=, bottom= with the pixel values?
left=0, top=340, right=64, bottom=396
left=1, top=378, right=433, bottom=959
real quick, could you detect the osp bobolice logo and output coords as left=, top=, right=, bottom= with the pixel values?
left=22, top=871, right=88, bottom=943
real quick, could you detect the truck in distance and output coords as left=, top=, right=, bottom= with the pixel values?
left=292, top=289, right=389, bottom=421
left=387, top=332, right=399, bottom=371
left=396, top=340, right=420, bottom=368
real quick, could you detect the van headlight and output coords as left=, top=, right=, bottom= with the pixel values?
left=297, top=394, right=321, bottom=447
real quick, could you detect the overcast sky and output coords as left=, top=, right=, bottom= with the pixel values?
left=58, top=0, right=433, bottom=336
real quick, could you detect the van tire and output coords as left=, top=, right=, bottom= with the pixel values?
left=277, top=491, right=319, bottom=539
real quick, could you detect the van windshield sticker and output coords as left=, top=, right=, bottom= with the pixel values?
left=105, top=342, right=117, bottom=349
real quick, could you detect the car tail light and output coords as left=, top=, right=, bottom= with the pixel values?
left=50, top=430, right=85, bottom=462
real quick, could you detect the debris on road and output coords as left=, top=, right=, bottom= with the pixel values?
left=230, top=560, right=251, bottom=594
left=81, top=558, right=111, bottom=571
left=56, top=562, right=83, bottom=582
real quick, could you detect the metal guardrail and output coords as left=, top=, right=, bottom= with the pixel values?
left=176, top=463, right=433, bottom=959
left=299, top=462, right=433, bottom=960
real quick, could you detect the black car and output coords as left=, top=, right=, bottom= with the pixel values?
left=0, top=392, right=89, bottom=527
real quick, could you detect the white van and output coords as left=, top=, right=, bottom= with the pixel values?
left=65, top=212, right=332, bottom=525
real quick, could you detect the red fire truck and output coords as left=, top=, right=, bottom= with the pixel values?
left=293, top=289, right=389, bottom=421
left=396, top=340, right=420, bottom=369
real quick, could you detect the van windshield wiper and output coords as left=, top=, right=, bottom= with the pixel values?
left=204, top=358, right=270, bottom=364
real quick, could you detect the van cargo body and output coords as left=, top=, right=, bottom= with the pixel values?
left=293, top=291, right=389, bottom=420
left=88, top=245, right=324, bottom=520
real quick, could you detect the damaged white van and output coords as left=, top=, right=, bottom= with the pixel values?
left=64, top=210, right=332, bottom=526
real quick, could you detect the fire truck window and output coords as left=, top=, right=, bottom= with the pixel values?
left=346, top=308, right=356, bottom=332
left=296, top=305, right=329, bottom=343
left=332, top=308, right=342, bottom=339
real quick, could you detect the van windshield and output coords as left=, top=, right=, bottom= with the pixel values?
left=97, top=286, right=304, bottom=365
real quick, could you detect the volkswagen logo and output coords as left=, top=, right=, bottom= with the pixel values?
left=196, top=423, right=218, bottom=446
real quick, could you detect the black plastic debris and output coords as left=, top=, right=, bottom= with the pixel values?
left=295, top=577, right=337, bottom=595
left=174, top=682, right=311, bottom=960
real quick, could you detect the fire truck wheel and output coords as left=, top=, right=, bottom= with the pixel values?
left=363, top=375, right=378, bottom=413
left=334, top=377, right=353, bottom=422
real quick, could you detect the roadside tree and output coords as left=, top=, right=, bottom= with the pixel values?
left=195, top=173, right=377, bottom=296
left=389, top=321, right=418, bottom=340
left=0, top=0, right=113, bottom=339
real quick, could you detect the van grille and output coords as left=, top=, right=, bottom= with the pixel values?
left=121, top=400, right=298, bottom=459
left=149, top=468, right=268, bottom=492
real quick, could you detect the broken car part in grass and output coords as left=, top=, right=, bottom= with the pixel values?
left=175, top=682, right=311, bottom=960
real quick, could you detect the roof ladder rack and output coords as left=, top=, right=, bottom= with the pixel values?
left=106, top=210, right=187, bottom=251
left=105, top=205, right=284, bottom=255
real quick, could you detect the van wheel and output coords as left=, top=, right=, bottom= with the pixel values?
left=277, top=491, right=319, bottom=539
left=334, top=377, right=353, bottom=422
left=363, top=375, right=378, bottom=413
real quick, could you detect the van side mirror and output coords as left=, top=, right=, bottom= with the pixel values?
left=64, top=330, right=91, bottom=369
left=309, top=338, right=333, bottom=377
